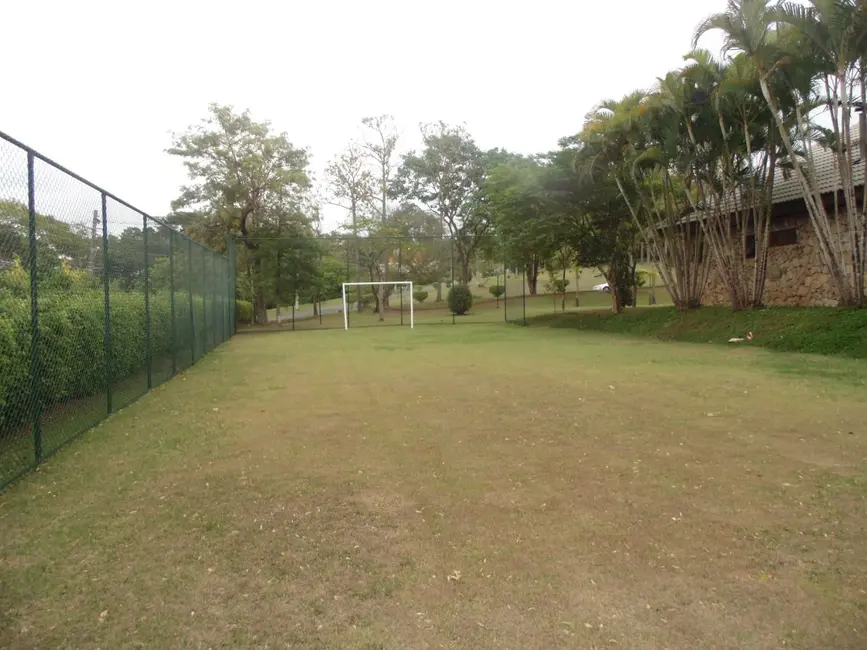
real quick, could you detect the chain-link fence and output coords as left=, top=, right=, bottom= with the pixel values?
left=0, top=130, right=235, bottom=489
left=234, top=235, right=623, bottom=332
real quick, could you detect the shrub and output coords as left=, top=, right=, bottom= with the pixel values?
left=236, top=300, right=253, bottom=324
left=413, top=290, right=428, bottom=304
left=447, top=284, right=473, bottom=315
left=0, top=287, right=213, bottom=436
left=551, top=278, right=570, bottom=293
left=489, top=286, right=506, bottom=299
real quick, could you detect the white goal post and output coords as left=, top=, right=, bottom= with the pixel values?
left=342, top=281, right=414, bottom=330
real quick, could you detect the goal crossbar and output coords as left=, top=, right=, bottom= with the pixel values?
left=342, top=281, right=414, bottom=330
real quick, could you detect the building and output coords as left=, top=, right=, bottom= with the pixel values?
left=702, top=134, right=865, bottom=307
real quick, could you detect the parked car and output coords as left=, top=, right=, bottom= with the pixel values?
left=592, top=282, right=610, bottom=292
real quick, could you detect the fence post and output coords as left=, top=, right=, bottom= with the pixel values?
left=344, top=243, right=351, bottom=328
left=228, top=237, right=236, bottom=336
left=101, top=193, right=113, bottom=414
left=27, top=152, right=43, bottom=464
left=503, top=247, right=508, bottom=322
left=169, top=231, right=177, bottom=375
left=143, top=215, right=152, bottom=390
left=201, top=246, right=207, bottom=351
left=211, top=252, right=217, bottom=348
left=450, top=237, right=455, bottom=325
left=398, top=238, right=404, bottom=326
left=188, top=237, right=196, bottom=363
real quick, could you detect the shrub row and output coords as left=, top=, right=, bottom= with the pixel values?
left=0, top=289, right=230, bottom=433
left=236, top=300, right=253, bottom=324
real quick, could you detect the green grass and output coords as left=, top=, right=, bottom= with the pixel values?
left=2, top=325, right=867, bottom=649
left=530, top=306, right=867, bottom=360
left=247, top=288, right=672, bottom=331
left=263, top=265, right=662, bottom=322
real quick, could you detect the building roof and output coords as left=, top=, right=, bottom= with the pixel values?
left=678, top=127, right=864, bottom=226
left=771, top=125, right=864, bottom=204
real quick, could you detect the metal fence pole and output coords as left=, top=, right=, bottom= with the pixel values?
left=503, top=247, right=508, bottom=322
left=226, top=255, right=232, bottom=337
left=143, top=215, right=152, bottom=390
left=101, top=193, right=113, bottom=414
left=399, top=238, right=404, bottom=326
left=344, top=243, right=351, bottom=328
left=228, top=237, right=235, bottom=336
left=201, top=246, right=207, bottom=351
left=450, top=238, right=455, bottom=325
left=188, top=237, right=196, bottom=363
left=210, top=251, right=216, bottom=349
left=27, top=152, right=43, bottom=464
left=169, top=231, right=177, bottom=375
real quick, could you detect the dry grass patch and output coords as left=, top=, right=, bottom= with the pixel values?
left=1, top=325, right=866, bottom=649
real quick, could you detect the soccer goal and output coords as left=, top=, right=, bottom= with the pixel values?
left=342, top=281, right=414, bottom=330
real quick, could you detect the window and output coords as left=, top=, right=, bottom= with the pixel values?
left=769, top=228, right=798, bottom=247
left=745, top=228, right=798, bottom=259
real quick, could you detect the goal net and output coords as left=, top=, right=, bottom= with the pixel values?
left=342, top=281, right=414, bottom=330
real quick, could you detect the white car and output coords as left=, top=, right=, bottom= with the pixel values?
left=592, top=282, right=610, bottom=292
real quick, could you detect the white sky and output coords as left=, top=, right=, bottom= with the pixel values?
left=1, top=0, right=724, bottom=231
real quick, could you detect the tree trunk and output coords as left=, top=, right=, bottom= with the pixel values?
left=526, top=261, right=539, bottom=295
left=253, top=292, right=267, bottom=325
left=575, top=266, right=580, bottom=306
left=460, top=255, right=471, bottom=285
left=561, top=266, right=566, bottom=311
left=435, top=282, right=443, bottom=302
left=610, top=281, right=624, bottom=314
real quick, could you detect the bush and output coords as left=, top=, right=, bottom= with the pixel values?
left=0, top=287, right=214, bottom=437
left=551, top=278, right=570, bottom=293
left=447, top=284, right=473, bottom=315
left=236, top=300, right=253, bottom=324
left=489, top=286, right=506, bottom=299
left=413, top=290, right=428, bottom=304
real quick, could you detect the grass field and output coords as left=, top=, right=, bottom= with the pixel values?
left=2, top=325, right=867, bottom=649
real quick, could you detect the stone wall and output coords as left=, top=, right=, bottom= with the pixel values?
left=702, top=215, right=840, bottom=307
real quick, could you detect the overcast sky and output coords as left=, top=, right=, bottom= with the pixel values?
left=1, top=0, right=724, bottom=231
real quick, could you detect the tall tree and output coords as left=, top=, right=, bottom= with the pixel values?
left=168, top=104, right=311, bottom=323
left=326, top=142, right=374, bottom=313
left=484, top=156, right=554, bottom=295
left=362, top=115, right=399, bottom=307
left=395, top=122, right=492, bottom=284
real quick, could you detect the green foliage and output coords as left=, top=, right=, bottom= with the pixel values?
left=0, top=288, right=206, bottom=433
left=447, top=284, right=473, bottom=315
left=413, top=290, right=428, bottom=304
left=489, top=285, right=506, bottom=299
left=549, top=278, right=570, bottom=294
left=530, top=307, right=867, bottom=360
left=236, top=300, right=253, bottom=324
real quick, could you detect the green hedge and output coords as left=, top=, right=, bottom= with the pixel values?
left=236, top=300, right=253, bottom=324
left=0, top=289, right=223, bottom=433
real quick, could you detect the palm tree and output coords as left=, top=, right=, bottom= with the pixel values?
left=677, top=49, right=785, bottom=309
left=696, top=0, right=867, bottom=307
left=580, top=92, right=709, bottom=310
